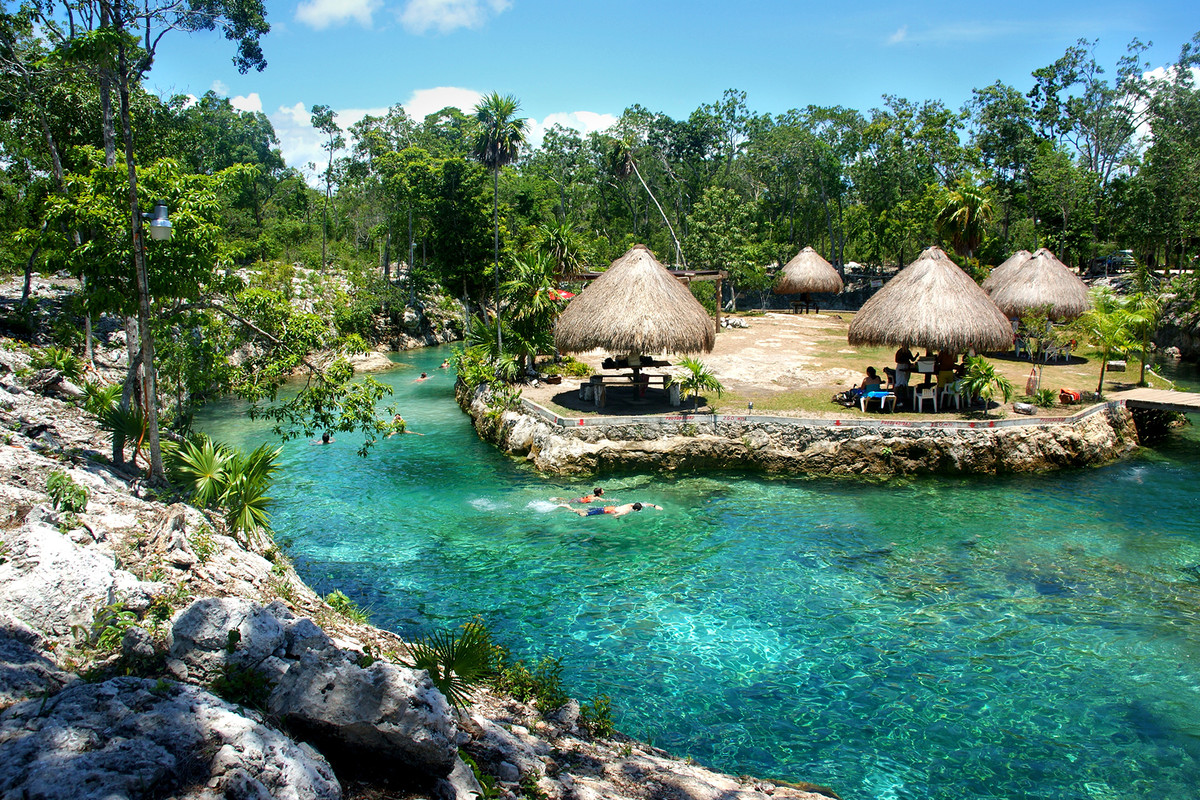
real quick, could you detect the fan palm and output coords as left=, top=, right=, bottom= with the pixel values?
left=174, top=437, right=232, bottom=506
left=1123, top=291, right=1161, bottom=387
left=473, top=92, right=529, bottom=351
left=220, top=444, right=282, bottom=535
left=405, top=620, right=497, bottom=709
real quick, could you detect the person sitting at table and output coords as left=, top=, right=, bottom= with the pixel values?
left=936, top=351, right=958, bottom=386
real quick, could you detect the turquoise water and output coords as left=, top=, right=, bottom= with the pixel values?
left=196, top=348, right=1200, bottom=800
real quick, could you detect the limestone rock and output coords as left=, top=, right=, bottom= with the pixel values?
left=0, top=613, right=71, bottom=710
left=268, top=653, right=459, bottom=779
left=167, top=597, right=286, bottom=682
left=0, top=508, right=164, bottom=643
left=0, top=677, right=342, bottom=800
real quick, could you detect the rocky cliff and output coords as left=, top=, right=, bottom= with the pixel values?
left=0, top=343, right=830, bottom=800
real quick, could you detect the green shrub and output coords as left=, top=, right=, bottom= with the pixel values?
left=82, top=381, right=122, bottom=415
left=325, top=589, right=370, bottom=624
left=47, top=471, right=88, bottom=513
left=1033, top=387, right=1058, bottom=407
left=539, top=358, right=591, bottom=378
left=30, top=346, right=83, bottom=380
left=210, top=663, right=273, bottom=711
left=579, top=693, right=615, bottom=738
left=495, top=655, right=569, bottom=714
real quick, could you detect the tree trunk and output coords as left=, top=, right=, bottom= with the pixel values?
left=628, top=156, right=684, bottom=265
left=116, top=37, right=164, bottom=482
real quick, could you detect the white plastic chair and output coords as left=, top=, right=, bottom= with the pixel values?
left=939, top=380, right=963, bottom=410
left=915, top=385, right=938, bottom=412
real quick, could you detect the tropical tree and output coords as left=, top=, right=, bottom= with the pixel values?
left=936, top=179, right=994, bottom=259
left=310, top=104, right=343, bottom=268
left=472, top=92, right=528, bottom=348
left=962, top=356, right=1014, bottom=418
left=1123, top=289, right=1161, bottom=387
left=500, top=250, right=564, bottom=373
left=1072, top=288, right=1134, bottom=396
left=672, top=357, right=724, bottom=411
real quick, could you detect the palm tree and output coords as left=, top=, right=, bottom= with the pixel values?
left=673, top=357, right=724, bottom=411
left=501, top=251, right=564, bottom=373
left=1073, top=289, right=1135, bottom=397
left=472, top=92, right=529, bottom=351
left=936, top=180, right=994, bottom=259
left=539, top=219, right=586, bottom=281
left=962, top=356, right=1014, bottom=418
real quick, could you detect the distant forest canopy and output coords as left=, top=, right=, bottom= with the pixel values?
left=3, top=15, right=1199, bottom=307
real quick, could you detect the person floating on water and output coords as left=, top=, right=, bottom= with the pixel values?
left=439, top=359, right=450, bottom=369
left=312, top=432, right=334, bottom=445
left=414, top=372, right=429, bottom=382
left=558, top=502, right=662, bottom=517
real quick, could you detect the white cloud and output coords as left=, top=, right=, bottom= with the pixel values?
left=887, top=25, right=907, bottom=45
left=296, top=0, right=381, bottom=30
left=403, top=86, right=484, bottom=120
left=526, top=111, right=617, bottom=149
left=399, top=0, right=511, bottom=35
left=211, top=79, right=230, bottom=95
left=230, top=93, right=263, bottom=113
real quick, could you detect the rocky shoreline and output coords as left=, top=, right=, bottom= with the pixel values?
left=0, top=342, right=832, bottom=800
left=458, top=383, right=1142, bottom=477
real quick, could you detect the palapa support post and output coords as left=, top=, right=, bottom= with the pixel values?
left=714, top=274, right=722, bottom=334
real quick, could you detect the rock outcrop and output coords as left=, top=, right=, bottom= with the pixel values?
left=0, top=677, right=342, bottom=800
left=461, top=383, right=1141, bottom=477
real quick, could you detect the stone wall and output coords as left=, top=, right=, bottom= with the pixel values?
left=459, top=383, right=1141, bottom=477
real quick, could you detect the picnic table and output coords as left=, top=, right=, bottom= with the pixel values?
left=579, top=373, right=680, bottom=408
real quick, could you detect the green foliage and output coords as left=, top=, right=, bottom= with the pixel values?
left=75, top=600, right=138, bottom=653
left=98, top=405, right=148, bottom=467
left=518, top=773, right=548, bottom=800
left=671, top=357, right=724, bottom=411
left=538, top=357, right=591, bottom=378
left=210, top=663, right=273, bottom=712
left=460, top=754, right=502, bottom=799
left=579, top=694, right=615, bottom=738
left=1033, top=387, right=1059, bottom=407
left=46, top=470, right=88, bottom=513
left=82, top=381, right=122, bottom=416
left=30, top=347, right=83, bottom=381
left=325, top=589, right=370, bottom=624
left=169, top=438, right=280, bottom=534
left=405, top=620, right=499, bottom=709
left=962, top=356, right=1014, bottom=418
left=494, top=655, right=569, bottom=714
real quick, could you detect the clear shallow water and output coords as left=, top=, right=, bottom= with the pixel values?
left=196, top=348, right=1200, bottom=800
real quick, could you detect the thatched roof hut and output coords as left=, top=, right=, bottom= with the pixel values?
left=980, top=249, right=1032, bottom=293
left=554, top=244, right=715, bottom=356
left=986, top=247, right=1093, bottom=321
left=773, top=247, right=844, bottom=295
left=847, top=246, right=1013, bottom=353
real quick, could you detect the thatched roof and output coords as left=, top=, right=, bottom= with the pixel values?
left=773, top=247, right=844, bottom=295
left=980, top=250, right=1032, bottom=293
left=847, top=246, right=1013, bottom=352
left=986, top=247, right=1093, bottom=321
left=554, top=244, right=715, bottom=355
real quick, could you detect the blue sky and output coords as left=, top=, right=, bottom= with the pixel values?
left=147, top=0, right=1199, bottom=178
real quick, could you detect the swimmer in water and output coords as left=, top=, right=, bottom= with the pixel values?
left=558, top=502, right=661, bottom=518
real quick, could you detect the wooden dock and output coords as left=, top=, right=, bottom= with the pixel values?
left=1111, top=388, right=1200, bottom=414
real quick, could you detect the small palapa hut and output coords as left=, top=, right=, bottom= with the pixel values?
left=554, top=244, right=716, bottom=358
left=986, top=247, right=1093, bottom=321
left=980, top=249, right=1032, bottom=294
left=774, top=247, right=845, bottom=295
left=847, top=246, right=1013, bottom=353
